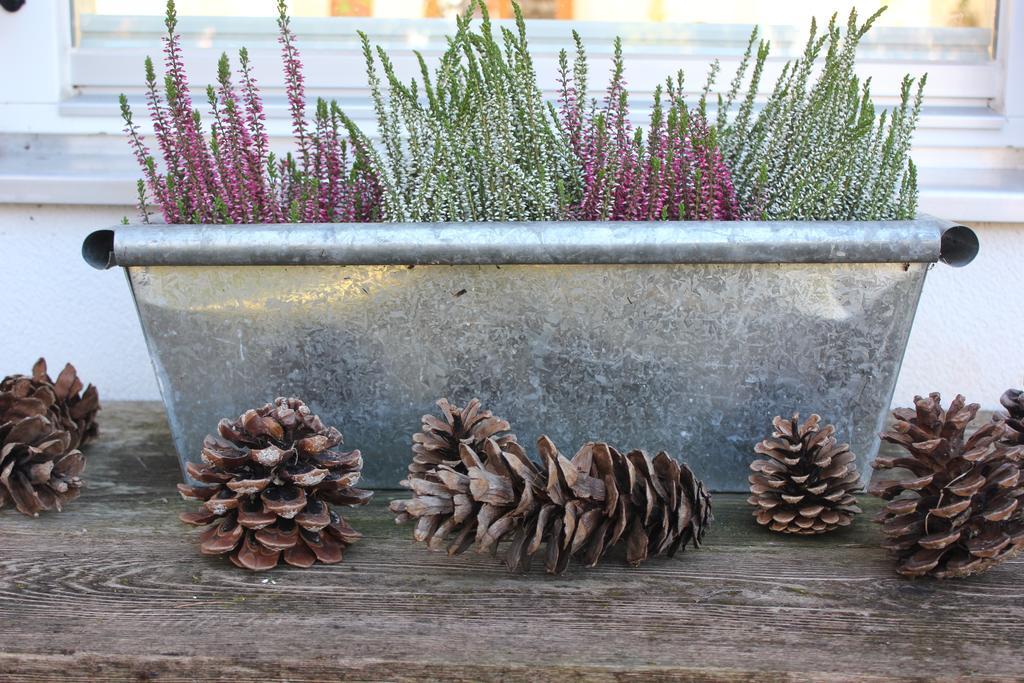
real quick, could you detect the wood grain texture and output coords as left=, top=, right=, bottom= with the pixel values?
left=1, top=402, right=1022, bottom=682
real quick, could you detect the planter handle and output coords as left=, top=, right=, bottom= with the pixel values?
left=82, top=229, right=116, bottom=270
left=939, top=224, right=979, bottom=267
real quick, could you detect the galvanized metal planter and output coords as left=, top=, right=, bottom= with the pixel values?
left=83, top=218, right=978, bottom=491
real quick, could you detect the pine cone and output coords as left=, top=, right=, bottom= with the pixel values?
left=0, top=388, right=85, bottom=516
left=178, top=397, right=373, bottom=571
left=0, top=358, right=100, bottom=450
left=391, top=435, right=711, bottom=574
left=748, top=414, right=862, bottom=534
left=870, top=393, right=1024, bottom=578
left=998, top=389, right=1024, bottom=445
left=409, top=398, right=517, bottom=478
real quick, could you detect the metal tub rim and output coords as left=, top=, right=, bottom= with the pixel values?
left=83, top=216, right=978, bottom=269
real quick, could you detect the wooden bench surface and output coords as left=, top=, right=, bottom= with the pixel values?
left=1, top=401, right=1022, bottom=682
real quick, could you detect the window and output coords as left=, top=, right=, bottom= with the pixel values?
left=75, top=1, right=998, bottom=58
left=69, top=1, right=1006, bottom=122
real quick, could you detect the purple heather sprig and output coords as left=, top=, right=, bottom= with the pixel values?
left=277, top=0, right=310, bottom=175
left=161, top=0, right=220, bottom=222
left=119, top=92, right=168, bottom=223
left=120, top=0, right=379, bottom=224
left=558, top=37, right=742, bottom=221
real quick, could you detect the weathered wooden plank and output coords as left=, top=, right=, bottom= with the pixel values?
left=0, top=654, right=921, bottom=683
left=0, top=402, right=1021, bottom=682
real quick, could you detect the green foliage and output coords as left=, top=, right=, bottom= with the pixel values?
left=343, top=0, right=575, bottom=221
left=125, top=0, right=927, bottom=225
left=716, top=8, right=925, bottom=220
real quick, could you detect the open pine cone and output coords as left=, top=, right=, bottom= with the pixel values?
left=0, top=358, right=100, bottom=450
left=870, top=393, right=1024, bottom=578
left=391, top=435, right=711, bottom=574
left=409, top=398, right=517, bottom=478
left=998, top=389, right=1024, bottom=445
left=748, top=414, right=862, bottom=534
left=178, top=397, right=372, bottom=571
left=0, top=388, right=85, bottom=516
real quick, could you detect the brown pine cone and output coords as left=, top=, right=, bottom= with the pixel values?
left=391, top=436, right=534, bottom=556
left=178, top=397, right=373, bottom=571
left=748, top=414, right=862, bottom=534
left=391, top=435, right=711, bottom=574
left=409, top=398, right=517, bottom=478
left=0, top=358, right=100, bottom=449
left=998, top=389, right=1024, bottom=445
left=0, top=389, right=85, bottom=516
left=397, top=398, right=517, bottom=550
left=870, top=393, right=1024, bottom=578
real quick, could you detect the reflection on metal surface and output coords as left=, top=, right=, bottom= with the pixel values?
left=85, top=218, right=962, bottom=269
left=127, top=260, right=929, bottom=491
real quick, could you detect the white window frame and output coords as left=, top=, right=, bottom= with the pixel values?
left=0, top=1, right=1021, bottom=219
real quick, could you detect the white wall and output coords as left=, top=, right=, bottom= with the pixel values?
left=0, top=203, right=1019, bottom=408
left=894, top=220, right=1024, bottom=408
left=1, top=204, right=159, bottom=399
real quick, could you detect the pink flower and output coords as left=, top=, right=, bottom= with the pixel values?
left=120, top=0, right=381, bottom=224
left=559, top=42, right=745, bottom=222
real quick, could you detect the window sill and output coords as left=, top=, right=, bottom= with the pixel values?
left=1, top=166, right=1019, bottom=223
left=0, top=131, right=1021, bottom=223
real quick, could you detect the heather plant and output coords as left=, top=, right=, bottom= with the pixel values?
left=120, top=0, right=380, bottom=224
left=122, top=1, right=923, bottom=226
left=715, top=9, right=924, bottom=220
left=557, top=34, right=740, bottom=221
left=339, top=0, right=576, bottom=221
